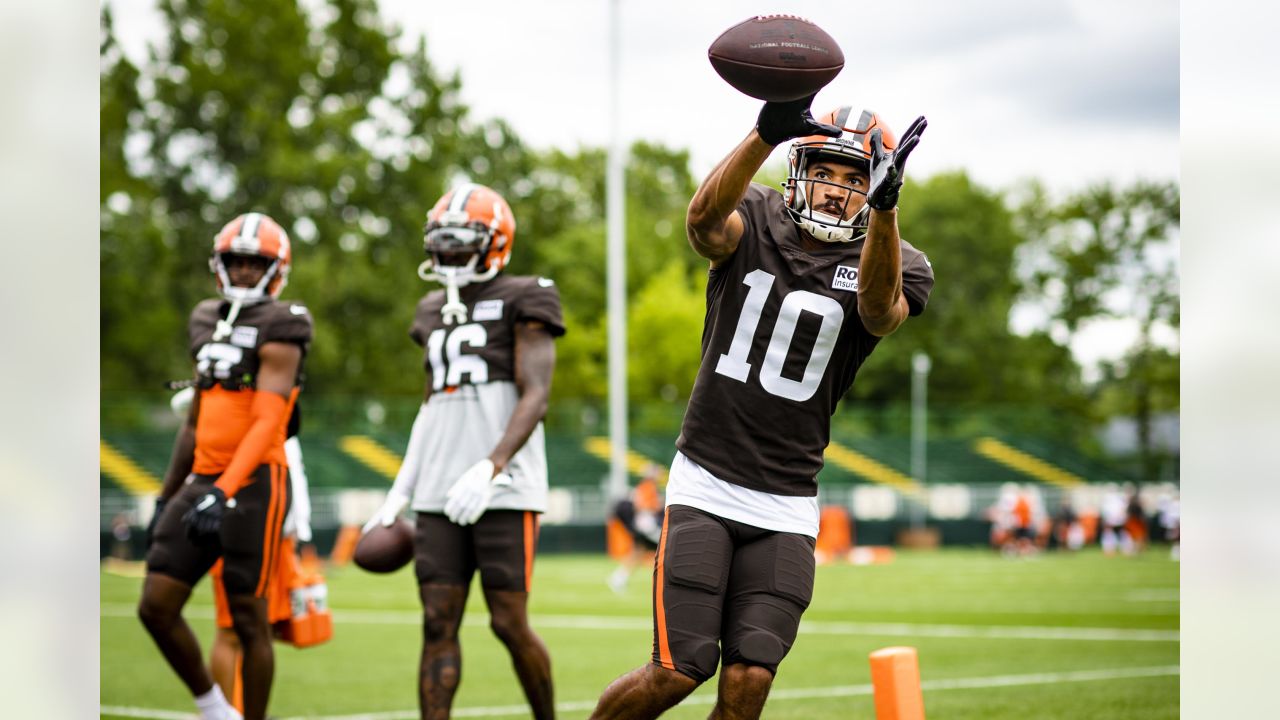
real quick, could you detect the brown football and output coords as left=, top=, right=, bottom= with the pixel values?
left=354, top=518, right=414, bottom=574
left=708, top=15, right=844, bottom=102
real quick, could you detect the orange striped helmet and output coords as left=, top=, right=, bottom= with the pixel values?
left=422, top=183, right=515, bottom=282
left=784, top=107, right=896, bottom=242
left=209, top=212, right=292, bottom=303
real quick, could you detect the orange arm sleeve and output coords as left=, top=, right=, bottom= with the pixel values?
left=215, top=391, right=289, bottom=498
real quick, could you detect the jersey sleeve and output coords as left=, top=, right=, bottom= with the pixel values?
left=901, top=250, right=935, bottom=316
left=409, top=296, right=433, bottom=347
left=187, top=301, right=217, bottom=359
left=515, top=278, right=566, bottom=337
left=263, top=303, right=314, bottom=346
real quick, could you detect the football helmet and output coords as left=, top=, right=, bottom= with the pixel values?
left=783, top=107, right=897, bottom=243
left=209, top=212, right=292, bottom=304
left=418, top=183, right=515, bottom=324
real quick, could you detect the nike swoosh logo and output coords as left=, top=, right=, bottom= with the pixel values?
left=290, top=304, right=309, bottom=315
left=196, top=495, right=217, bottom=511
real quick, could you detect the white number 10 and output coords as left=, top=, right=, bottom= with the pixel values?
left=714, top=269, right=844, bottom=402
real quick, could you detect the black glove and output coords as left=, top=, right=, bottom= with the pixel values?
left=182, top=486, right=227, bottom=543
left=756, top=94, right=841, bottom=147
left=867, top=115, right=927, bottom=211
left=145, top=497, right=168, bottom=550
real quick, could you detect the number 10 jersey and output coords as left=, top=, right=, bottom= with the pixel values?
left=675, top=184, right=934, bottom=497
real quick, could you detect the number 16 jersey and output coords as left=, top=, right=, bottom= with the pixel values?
left=404, top=274, right=565, bottom=513
left=675, top=183, right=935, bottom=498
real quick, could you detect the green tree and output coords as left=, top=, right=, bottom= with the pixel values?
left=840, top=172, right=1090, bottom=439
left=1016, top=180, right=1180, bottom=480
left=100, top=0, right=502, bottom=401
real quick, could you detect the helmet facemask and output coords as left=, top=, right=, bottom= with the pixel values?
left=208, top=212, right=293, bottom=339
left=783, top=108, right=896, bottom=244
left=418, top=211, right=501, bottom=325
left=209, top=253, right=285, bottom=340
left=210, top=253, right=284, bottom=305
left=784, top=146, right=871, bottom=243
left=417, top=183, right=515, bottom=325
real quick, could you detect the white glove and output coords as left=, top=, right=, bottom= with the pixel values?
left=635, top=511, right=662, bottom=545
left=363, top=489, right=411, bottom=534
left=170, top=386, right=195, bottom=418
left=284, top=436, right=312, bottom=543
left=443, top=459, right=512, bottom=526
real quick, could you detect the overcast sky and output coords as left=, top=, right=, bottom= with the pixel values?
left=112, top=0, right=1178, bottom=194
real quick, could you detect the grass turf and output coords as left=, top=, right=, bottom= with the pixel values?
left=101, top=547, right=1178, bottom=719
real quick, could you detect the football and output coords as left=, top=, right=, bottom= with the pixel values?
left=708, top=15, right=844, bottom=102
left=354, top=519, right=414, bottom=574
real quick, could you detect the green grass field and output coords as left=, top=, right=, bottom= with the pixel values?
left=101, top=548, right=1178, bottom=719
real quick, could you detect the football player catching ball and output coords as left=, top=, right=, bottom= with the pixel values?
left=590, top=96, right=934, bottom=719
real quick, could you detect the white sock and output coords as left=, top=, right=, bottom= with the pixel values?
left=194, top=685, right=240, bottom=720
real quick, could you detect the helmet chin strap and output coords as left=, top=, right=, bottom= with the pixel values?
left=213, top=299, right=243, bottom=342
left=417, top=256, right=499, bottom=325
left=212, top=259, right=279, bottom=340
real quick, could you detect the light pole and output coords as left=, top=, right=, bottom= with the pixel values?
left=605, top=0, right=628, bottom=500
left=910, top=351, right=931, bottom=529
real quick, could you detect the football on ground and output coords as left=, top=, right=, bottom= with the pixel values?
left=708, top=15, right=844, bottom=101
left=354, top=519, right=414, bottom=573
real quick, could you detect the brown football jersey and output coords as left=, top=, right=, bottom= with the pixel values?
left=676, top=183, right=934, bottom=497
left=409, top=274, right=565, bottom=390
left=188, top=298, right=313, bottom=474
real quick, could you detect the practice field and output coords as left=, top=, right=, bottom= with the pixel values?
left=101, top=549, right=1178, bottom=719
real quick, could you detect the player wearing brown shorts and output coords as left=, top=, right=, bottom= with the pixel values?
left=590, top=96, right=933, bottom=720
left=139, top=213, right=312, bottom=720
left=364, top=184, right=565, bottom=719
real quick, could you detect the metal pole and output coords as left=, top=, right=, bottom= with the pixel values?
left=605, top=0, right=629, bottom=500
left=910, top=352, right=931, bottom=529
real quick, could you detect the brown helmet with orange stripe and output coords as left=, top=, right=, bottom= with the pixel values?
left=209, top=212, right=293, bottom=304
left=783, top=107, right=897, bottom=243
left=418, top=183, right=516, bottom=324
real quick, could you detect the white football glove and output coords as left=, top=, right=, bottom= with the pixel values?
left=284, top=436, right=312, bottom=543
left=635, top=511, right=662, bottom=545
left=443, top=459, right=512, bottom=526
left=363, top=489, right=411, bottom=534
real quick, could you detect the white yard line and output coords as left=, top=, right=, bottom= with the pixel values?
left=100, top=605, right=1179, bottom=642
left=101, top=664, right=1180, bottom=720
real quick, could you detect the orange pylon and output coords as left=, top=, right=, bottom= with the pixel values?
left=869, top=646, right=926, bottom=720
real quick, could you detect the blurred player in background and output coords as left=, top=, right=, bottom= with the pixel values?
left=363, top=184, right=565, bottom=719
left=169, top=386, right=325, bottom=715
left=1157, top=492, right=1180, bottom=561
left=1100, top=485, right=1133, bottom=556
left=607, top=465, right=666, bottom=594
left=139, top=213, right=312, bottom=720
left=591, top=95, right=933, bottom=719
left=1051, top=496, right=1085, bottom=552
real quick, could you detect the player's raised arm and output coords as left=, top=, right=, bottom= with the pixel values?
left=687, top=94, right=840, bottom=267
left=857, top=116, right=927, bottom=336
